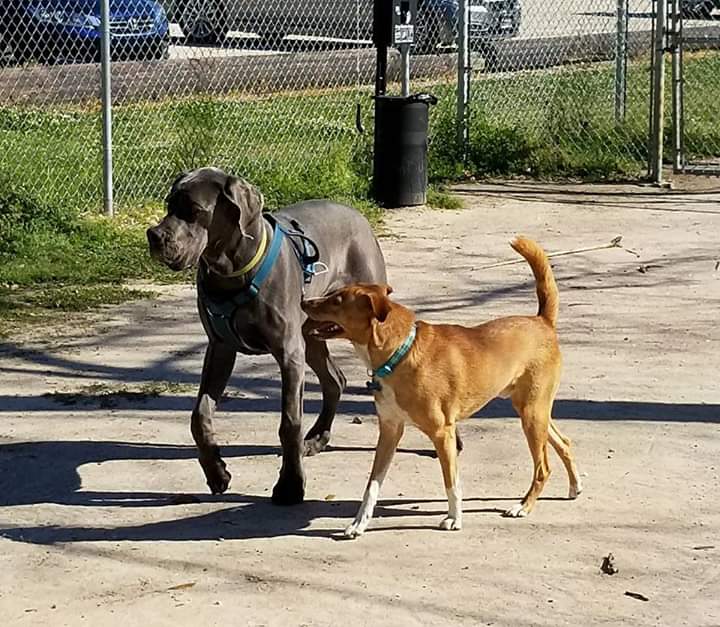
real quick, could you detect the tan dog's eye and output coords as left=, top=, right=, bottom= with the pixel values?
left=333, top=295, right=343, bottom=305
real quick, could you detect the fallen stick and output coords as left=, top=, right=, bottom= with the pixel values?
left=477, top=236, right=638, bottom=270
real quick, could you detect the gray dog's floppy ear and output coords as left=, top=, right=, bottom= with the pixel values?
left=222, top=176, right=264, bottom=235
left=165, top=171, right=189, bottom=203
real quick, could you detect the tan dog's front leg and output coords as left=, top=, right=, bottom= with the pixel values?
left=430, top=426, right=462, bottom=531
left=344, top=419, right=404, bottom=539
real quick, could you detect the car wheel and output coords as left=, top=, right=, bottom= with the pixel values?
left=8, top=31, right=35, bottom=64
left=508, top=4, right=522, bottom=37
left=179, top=0, right=229, bottom=45
left=682, top=0, right=715, bottom=19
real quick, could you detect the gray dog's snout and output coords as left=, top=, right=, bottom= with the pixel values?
left=146, top=227, right=163, bottom=249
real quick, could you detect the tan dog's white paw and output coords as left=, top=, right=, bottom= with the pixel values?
left=503, top=503, right=528, bottom=518
left=439, top=516, right=462, bottom=531
left=569, top=481, right=583, bottom=499
left=344, top=521, right=366, bottom=539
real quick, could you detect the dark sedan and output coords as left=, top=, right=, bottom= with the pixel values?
left=0, top=0, right=169, bottom=64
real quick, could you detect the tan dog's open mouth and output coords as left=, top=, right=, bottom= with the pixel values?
left=308, top=321, right=345, bottom=339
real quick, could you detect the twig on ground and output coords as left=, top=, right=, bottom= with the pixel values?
left=477, top=236, right=639, bottom=270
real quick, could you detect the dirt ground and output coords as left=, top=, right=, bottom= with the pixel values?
left=1, top=181, right=719, bottom=626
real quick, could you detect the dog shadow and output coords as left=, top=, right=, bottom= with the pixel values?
left=0, top=439, right=539, bottom=544
left=0, top=494, right=526, bottom=545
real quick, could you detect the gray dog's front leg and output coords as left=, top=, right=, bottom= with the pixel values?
left=271, top=345, right=306, bottom=505
left=191, top=341, right=236, bottom=494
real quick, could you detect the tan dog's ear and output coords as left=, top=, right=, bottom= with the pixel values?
left=222, top=175, right=264, bottom=235
left=366, top=289, right=391, bottom=323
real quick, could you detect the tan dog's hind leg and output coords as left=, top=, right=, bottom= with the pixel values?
left=344, top=420, right=405, bottom=539
left=548, top=419, right=583, bottom=498
left=505, top=376, right=555, bottom=518
left=429, top=425, right=462, bottom=531
left=505, top=407, right=550, bottom=517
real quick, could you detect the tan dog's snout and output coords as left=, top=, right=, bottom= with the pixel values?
left=300, top=297, right=322, bottom=314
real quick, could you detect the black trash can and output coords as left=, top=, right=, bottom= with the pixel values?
left=372, top=93, right=437, bottom=207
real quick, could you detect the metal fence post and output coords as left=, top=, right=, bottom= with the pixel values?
left=670, top=0, right=683, bottom=172
left=100, top=0, right=114, bottom=217
left=650, top=0, right=667, bottom=183
left=400, top=43, right=410, bottom=97
left=614, top=0, right=628, bottom=124
left=456, top=0, right=470, bottom=158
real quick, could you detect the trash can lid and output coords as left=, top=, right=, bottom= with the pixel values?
left=373, top=93, right=438, bottom=105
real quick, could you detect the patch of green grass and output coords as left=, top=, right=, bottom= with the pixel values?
left=0, top=284, right=153, bottom=312
left=427, top=185, right=464, bottom=210
left=3, top=52, right=720, bottom=216
left=0, top=174, right=177, bottom=328
left=42, top=380, right=196, bottom=408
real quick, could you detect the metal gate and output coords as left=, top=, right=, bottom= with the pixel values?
left=669, top=0, right=720, bottom=173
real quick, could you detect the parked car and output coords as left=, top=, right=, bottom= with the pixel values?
left=0, top=0, right=170, bottom=64
left=164, top=0, right=521, bottom=52
left=682, top=0, right=720, bottom=18
left=419, top=0, right=521, bottom=52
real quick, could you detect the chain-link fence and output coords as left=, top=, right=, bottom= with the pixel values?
left=0, top=0, right=456, bottom=214
left=2, top=1, right=720, bottom=215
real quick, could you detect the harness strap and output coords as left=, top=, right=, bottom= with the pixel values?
left=276, top=217, right=321, bottom=285
left=199, top=214, right=323, bottom=350
left=200, top=219, right=285, bottom=346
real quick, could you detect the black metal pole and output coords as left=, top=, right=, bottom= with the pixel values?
left=375, top=42, right=387, bottom=96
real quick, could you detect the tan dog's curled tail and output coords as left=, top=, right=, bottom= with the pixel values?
left=510, top=236, right=559, bottom=327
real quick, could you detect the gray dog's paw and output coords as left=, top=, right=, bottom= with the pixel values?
left=303, top=430, right=331, bottom=457
left=271, top=472, right=306, bottom=506
left=200, top=455, right=231, bottom=494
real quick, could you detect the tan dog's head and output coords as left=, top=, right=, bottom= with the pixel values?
left=302, top=283, right=394, bottom=344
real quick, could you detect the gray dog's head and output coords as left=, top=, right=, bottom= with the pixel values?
left=146, top=167, right=264, bottom=271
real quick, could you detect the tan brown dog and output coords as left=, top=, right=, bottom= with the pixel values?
left=301, top=237, right=582, bottom=538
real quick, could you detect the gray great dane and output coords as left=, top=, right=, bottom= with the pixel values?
left=147, top=167, right=387, bottom=504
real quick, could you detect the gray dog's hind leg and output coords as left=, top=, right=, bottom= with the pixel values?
left=271, top=344, right=307, bottom=505
left=191, top=341, right=236, bottom=494
left=303, top=338, right=346, bottom=457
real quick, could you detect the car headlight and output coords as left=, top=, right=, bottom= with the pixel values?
left=30, top=6, right=101, bottom=28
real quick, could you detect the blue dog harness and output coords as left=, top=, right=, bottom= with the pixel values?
left=366, top=324, right=417, bottom=392
left=198, top=213, right=322, bottom=349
